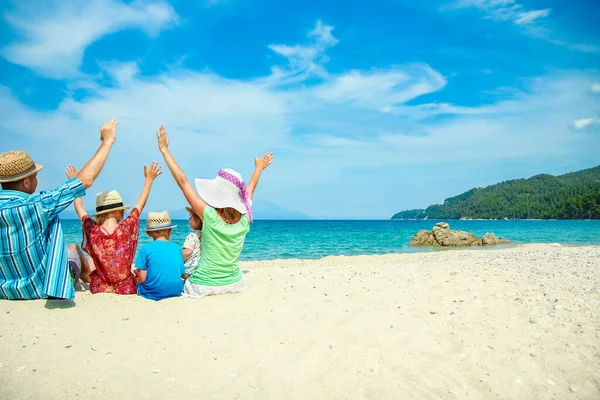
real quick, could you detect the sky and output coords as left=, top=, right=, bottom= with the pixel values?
left=0, top=0, right=599, bottom=219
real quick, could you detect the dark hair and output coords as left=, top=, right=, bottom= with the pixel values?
left=1, top=178, right=25, bottom=191
left=216, top=207, right=242, bottom=224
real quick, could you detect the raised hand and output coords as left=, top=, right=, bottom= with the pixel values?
left=100, top=117, right=118, bottom=144
left=65, top=165, right=78, bottom=180
left=156, top=125, right=170, bottom=153
left=144, top=162, right=163, bottom=181
left=254, top=152, right=274, bottom=171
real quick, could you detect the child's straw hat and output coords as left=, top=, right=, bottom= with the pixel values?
left=146, top=211, right=177, bottom=231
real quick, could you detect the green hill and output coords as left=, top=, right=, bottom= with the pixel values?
left=392, top=166, right=600, bottom=220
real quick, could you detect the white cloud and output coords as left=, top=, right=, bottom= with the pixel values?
left=546, top=40, right=600, bottom=53
left=446, top=0, right=597, bottom=53
left=449, top=0, right=549, bottom=26
left=573, top=116, right=600, bottom=129
left=100, top=61, right=141, bottom=87
left=308, top=20, right=339, bottom=47
left=3, top=66, right=597, bottom=218
left=267, top=20, right=339, bottom=82
left=313, top=65, right=446, bottom=109
left=513, top=9, right=551, bottom=25
left=1, top=18, right=599, bottom=218
left=592, top=83, right=600, bottom=93
left=1, top=0, right=177, bottom=79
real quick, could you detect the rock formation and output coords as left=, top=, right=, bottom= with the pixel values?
left=409, top=222, right=511, bottom=247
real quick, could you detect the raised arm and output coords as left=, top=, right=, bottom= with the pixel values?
left=133, top=162, right=162, bottom=213
left=76, top=118, right=118, bottom=189
left=65, top=165, right=88, bottom=220
left=156, top=126, right=207, bottom=218
left=247, top=152, right=274, bottom=201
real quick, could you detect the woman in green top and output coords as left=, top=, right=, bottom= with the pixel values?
left=156, top=126, right=273, bottom=298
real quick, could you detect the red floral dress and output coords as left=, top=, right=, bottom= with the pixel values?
left=82, top=208, right=140, bottom=294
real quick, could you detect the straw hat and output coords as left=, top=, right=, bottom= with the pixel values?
left=194, top=169, right=250, bottom=215
left=91, top=190, right=130, bottom=216
left=0, top=151, right=43, bottom=183
left=146, top=211, right=177, bottom=231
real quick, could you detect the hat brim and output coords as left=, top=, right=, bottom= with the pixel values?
left=194, top=178, right=247, bottom=214
left=146, top=224, right=177, bottom=232
left=90, top=205, right=131, bottom=217
left=0, top=163, right=43, bottom=183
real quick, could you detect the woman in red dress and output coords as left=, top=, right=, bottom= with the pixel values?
left=65, top=163, right=162, bottom=294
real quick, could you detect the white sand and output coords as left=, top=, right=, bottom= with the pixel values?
left=1, top=244, right=599, bottom=399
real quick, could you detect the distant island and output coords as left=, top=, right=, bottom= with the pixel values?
left=392, top=165, right=600, bottom=220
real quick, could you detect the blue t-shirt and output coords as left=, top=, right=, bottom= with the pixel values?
left=136, top=241, right=185, bottom=301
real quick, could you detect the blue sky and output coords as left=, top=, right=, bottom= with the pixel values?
left=0, top=0, right=599, bottom=219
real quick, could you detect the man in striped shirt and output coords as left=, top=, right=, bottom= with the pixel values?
left=0, top=118, right=119, bottom=300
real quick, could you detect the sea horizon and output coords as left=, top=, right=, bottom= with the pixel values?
left=62, top=219, right=600, bottom=261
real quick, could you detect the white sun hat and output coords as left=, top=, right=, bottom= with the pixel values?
left=194, top=168, right=253, bottom=221
left=91, top=190, right=130, bottom=217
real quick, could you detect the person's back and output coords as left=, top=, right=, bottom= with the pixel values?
left=0, top=181, right=83, bottom=299
left=154, top=124, right=273, bottom=299
left=67, top=162, right=162, bottom=295
left=82, top=207, right=140, bottom=294
left=0, top=118, right=121, bottom=300
left=137, top=241, right=184, bottom=300
left=135, top=212, right=184, bottom=301
left=189, top=206, right=249, bottom=286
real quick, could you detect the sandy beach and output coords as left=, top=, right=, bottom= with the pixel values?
left=1, top=244, right=599, bottom=399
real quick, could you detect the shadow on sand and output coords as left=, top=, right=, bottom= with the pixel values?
left=44, top=299, right=76, bottom=309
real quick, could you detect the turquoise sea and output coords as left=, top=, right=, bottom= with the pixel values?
left=62, top=219, right=600, bottom=261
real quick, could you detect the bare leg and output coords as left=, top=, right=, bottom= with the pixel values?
left=76, top=246, right=95, bottom=283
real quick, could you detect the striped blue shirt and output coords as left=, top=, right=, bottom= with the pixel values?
left=0, top=178, right=86, bottom=300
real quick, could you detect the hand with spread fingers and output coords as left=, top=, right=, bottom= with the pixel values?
left=65, top=165, right=78, bottom=180
left=254, top=152, right=274, bottom=171
left=156, top=125, right=208, bottom=219
left=248, top=151, right=274, bottom=201
left=144, top=162, right=163, bottom=181
left=135, top=161, right=162, bottom=213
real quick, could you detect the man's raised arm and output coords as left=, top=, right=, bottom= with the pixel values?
left=76, top=118, right=118, bottom=189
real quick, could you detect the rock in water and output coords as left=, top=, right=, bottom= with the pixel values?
left=409, top=230, right=437, bottom=246
left=409, top=222, right=511, bottom=247
left=432, top=222, right=479, bottom=246
left=481, top=233, right=498, bottom=245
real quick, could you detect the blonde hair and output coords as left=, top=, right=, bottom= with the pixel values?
left=147, top=229, right=172, bottom=240
left=95, top=210, right=124, bottom=226
left=216, top=207, right=242, bottom=224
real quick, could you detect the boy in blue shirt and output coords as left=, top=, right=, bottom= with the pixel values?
left=135, top=211, right=185, bottom=301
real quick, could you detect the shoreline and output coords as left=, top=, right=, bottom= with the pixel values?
left=236, top=243, right=598, bottom=264
left=238, top=243, right=597, bottom=266
left=2, top=244, right=599, bottom=399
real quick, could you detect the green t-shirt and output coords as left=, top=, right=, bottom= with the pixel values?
left=189, top=206, right=250, bottom=286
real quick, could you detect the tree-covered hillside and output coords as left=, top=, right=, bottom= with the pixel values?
left=392, top=166, right=600, bottom=220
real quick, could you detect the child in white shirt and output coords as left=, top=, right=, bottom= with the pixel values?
left=182, top=207, right=202, bottom=277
